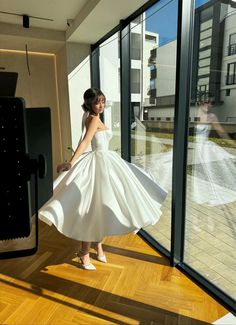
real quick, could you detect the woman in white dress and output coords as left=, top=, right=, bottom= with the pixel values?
left=39, top=88, right=167, bottom=270
left=191, top=97, right=236, bottom=206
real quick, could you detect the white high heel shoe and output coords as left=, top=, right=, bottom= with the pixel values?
left=79, top=258, right=96, bottom=270
left=97, top=255, right=107, bottom=263
left=92, top=243, right=107, bottom=263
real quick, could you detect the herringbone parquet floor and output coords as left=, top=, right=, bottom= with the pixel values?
left=0, top=220, right=228, bottom=325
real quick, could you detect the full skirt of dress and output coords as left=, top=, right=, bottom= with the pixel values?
left=39, top=150, right=167, bottom=242
left=191, top=140, right=236, bottom=206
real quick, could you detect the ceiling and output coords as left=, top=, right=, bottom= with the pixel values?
left=0, top=0, right=148, bottom=53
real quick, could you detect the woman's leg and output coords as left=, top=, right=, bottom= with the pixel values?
left=94, top=241, right=104, bottom=257
left=79, top=241, right=91, bottom=265
left=94, top=241, right=107, bottom=263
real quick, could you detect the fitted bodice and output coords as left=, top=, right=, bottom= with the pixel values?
left=195, top=123, right=210, bottom=142
left=91, top=129, right=112, bottom=151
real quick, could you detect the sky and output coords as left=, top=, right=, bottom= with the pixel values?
left=145, top=0, right=209, bottom=45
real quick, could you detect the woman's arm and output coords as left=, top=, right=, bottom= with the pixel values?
left=209, top=113, right=232, bottom=140
left=57, top=115, right=99, bottom=173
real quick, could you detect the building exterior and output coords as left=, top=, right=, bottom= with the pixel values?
left=144, top=0, right=236, bottom=135
left=145, top=39, right=177, bottom=122
left=220, top=5, right=236, bottom=123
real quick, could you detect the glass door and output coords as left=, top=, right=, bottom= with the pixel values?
left=185, top=0, right=236, bottom=302
left=129, top=0, right=179, bottom=252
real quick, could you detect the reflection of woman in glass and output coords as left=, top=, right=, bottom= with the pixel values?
left=191, top=97, right=236, bottom=206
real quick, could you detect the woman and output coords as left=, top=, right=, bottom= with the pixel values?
left=39, top=88, right=167, bottom=270
left=191, top=97, right=236, bottom=206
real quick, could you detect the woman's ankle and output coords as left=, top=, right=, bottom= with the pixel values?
left=79, top=253, right=91, bottom=265
left=95, top=243, right=104, bottom=257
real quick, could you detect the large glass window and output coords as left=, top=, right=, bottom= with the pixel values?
left=68, top=53, right=91, bottom=151
left=99, top=33, right=121, bottom=153
left=186, top=0, right=236, bottom=301
left=130, top=0, right=178, bottom=251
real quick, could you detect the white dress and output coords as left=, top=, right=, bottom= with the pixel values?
left=191, top=124, right=236, bottom=206
left=39, top=129, right=167, bottom=242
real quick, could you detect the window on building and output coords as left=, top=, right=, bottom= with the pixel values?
left=150, top=79, right=155, bottom=90
left=149, top=48, right=157, bottom=65
left=150, top=66, right=157, bottom=79
left=131, top=33, right=141, bottom=60
left=131, top=69, right=141, bottom=93
left=226, top=62, right=236, bottom=85
left=228, top=33, right=236, bottom=56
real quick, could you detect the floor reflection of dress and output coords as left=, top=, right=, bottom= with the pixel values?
left=191, top=123, right=236, bottom=206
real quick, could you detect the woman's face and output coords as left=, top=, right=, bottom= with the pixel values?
left=91, top=96, right=105, bottom=115
left=201, top=100, right=213, bottom=113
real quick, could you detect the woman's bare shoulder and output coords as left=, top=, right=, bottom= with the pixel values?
left=85, top=114, right=99, bottom=127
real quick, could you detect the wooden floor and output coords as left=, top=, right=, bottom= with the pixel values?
left=0, top=221, right=228, bottom=325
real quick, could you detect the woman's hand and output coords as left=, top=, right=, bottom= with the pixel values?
left=57, top=162, right=72, bottom=173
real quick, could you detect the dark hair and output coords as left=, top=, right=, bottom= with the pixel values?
left=82, top=87, right=106, bottom=112
left=197, top=93, right=215, bottom=106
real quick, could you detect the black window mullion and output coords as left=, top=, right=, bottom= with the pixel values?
left=90, top=46, right=100, bottom=89
left=90, top=46, right=105, bottom=122
left=171, top=0, right=195, bottom=266
left=120, top=21, right=131, bottom=162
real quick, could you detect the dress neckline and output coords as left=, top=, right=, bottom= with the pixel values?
left=95, top=128, right=110, bottom=134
